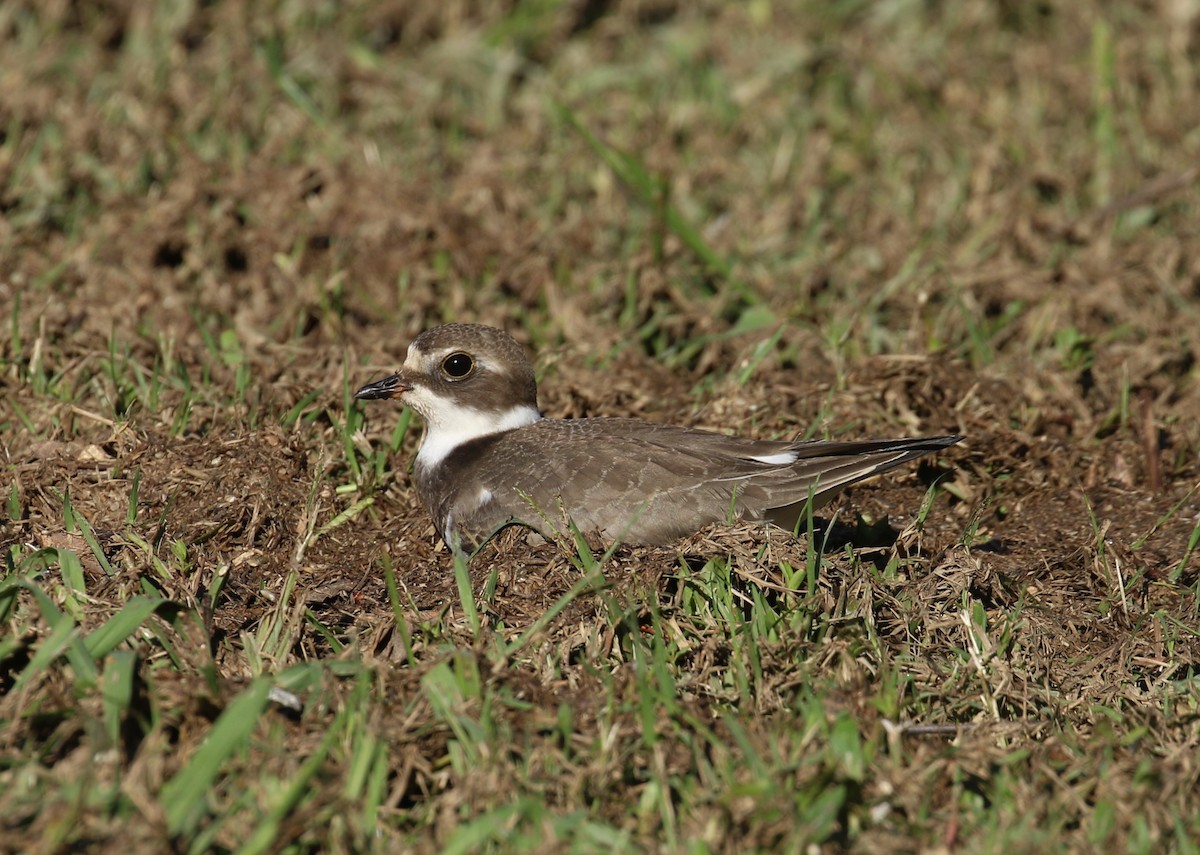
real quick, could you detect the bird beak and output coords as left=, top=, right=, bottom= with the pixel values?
left=354, top=373, right=413, bottom=400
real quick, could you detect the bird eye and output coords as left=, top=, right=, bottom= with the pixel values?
left=441, top=352, right=474, bottom=379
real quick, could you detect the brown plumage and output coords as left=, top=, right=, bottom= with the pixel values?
left=355, top=324, right=961, bottom=551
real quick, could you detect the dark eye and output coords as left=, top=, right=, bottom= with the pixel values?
left=441, top=352, right=474, bottom=379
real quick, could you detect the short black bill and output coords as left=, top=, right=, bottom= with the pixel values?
left=354, top=374, right=412, bottom=400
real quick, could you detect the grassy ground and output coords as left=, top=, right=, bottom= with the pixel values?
left=3, top=1, right=1200, bottom=851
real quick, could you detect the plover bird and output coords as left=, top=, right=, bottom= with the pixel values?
left=355, top=324, right=961, bottom=551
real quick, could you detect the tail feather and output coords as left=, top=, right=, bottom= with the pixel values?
left=755, top=435, right=961, bottom=530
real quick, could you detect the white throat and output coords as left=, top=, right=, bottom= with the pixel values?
left=415, top=400, right=541, bottom=470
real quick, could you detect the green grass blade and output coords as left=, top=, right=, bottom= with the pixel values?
left=101, top=649, right=138, bottom=747
left=13, top=617, right=82, bottom=692
left=161, top=677, right=274, bottom=836
left=56, top=548, right=87, bottom=611
left=500, top=567, right=608, bottom=661
left=553, top=101, right=751, bottom=298
left=381, top=552, right=416, bottom=667
left=75, top=510, right=114, bottom=576
left=313, top=496, right=374, bottom=540
left=235, top=696, right=346, bottom=855
left=84, top=596, right=172, bottom=658
left=5, top=575, right=100, bottom=689
left=453, top=549, right=481, bottom=637
left=441, top=803, right=521, bottom=855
